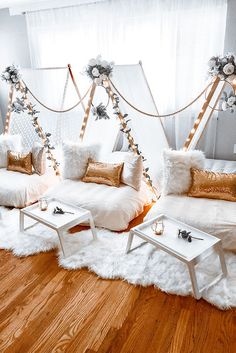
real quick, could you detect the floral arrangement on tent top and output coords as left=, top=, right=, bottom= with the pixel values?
left=1, top=64, right=21, bottom=90
left=208, top=53, right=236, bottom=80
left=86, top=55, right=114, bottom=85
left=1, top=64, right=59, bottom=173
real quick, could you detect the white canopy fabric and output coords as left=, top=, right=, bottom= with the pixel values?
left=7, top=63, right=169, bottom=189
left=111, top=63, right=169, bottom=189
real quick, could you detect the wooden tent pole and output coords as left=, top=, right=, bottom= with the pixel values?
left=183, top=77, right=221, bottom=150
left=67, top=64, right=86, bottom=113
left=106, top=81, right=158, bottom=198
left=79, top=82, right=96, bottom=142
left=4, top=85, right=14, bottom=134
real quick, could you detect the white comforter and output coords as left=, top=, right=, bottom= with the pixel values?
left=145, top=158, right=236, bottom=251
left=45, top=180, right=150, bottom=231
left=145, top=195, right=236, bottom=251
left=0, top=168, right=59, bottom=208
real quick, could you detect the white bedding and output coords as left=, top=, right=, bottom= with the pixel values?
left=0, top=168, right=59, bottom=208
left=45, top=180, right=150, bottom=231
left=145, top=195, right=236, bottom=251
left=145, top=158, right=236, bottom=251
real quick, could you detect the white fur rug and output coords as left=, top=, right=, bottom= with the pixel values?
left=0, top=208, right=236, bottom=310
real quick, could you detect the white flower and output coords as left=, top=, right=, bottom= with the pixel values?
left=208, top=59, right=216, bottom=67
left=92, top=67, right=100, bottom=77
left=221, top=101, right=228, bottom=111
left=100, top=73, right=107, bottom=81
left=95, top=76, right=103, bottom=85
left=4, top=72, right=10, bottom=79
left=227, top=96, right=236, bottom=106
left=223, top=63, right=235, bottom=75
left=210, top=67, right=219, bottom=76
left=89, top=58, right=97, bottom=66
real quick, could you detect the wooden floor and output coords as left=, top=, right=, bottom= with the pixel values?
left=0, top=205, right=236, bottom=353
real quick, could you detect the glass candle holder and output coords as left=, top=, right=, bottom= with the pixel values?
left=39, top=198, right=48, bottom=211
left=151, top=220, right=165, bottom=236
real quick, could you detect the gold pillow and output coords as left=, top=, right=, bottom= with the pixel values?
left=188, top=168, right=236, bottom=202
left=7, top=150, right=33, bottom=175
left=82, top=160, right=124, bottom=187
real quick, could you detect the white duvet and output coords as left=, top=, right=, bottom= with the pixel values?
left=45, top=180, right=150, bottom=231
left=145, top=158, right=236, bottom=251
left=0, top=168, right=59, bottom=208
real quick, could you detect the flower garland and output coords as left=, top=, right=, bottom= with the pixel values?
left=92, top=103, right=110, bottom=120
left=208, top=53, right=236, bottom=80
left=86, top=55, right=113, bottom=85
left=1, top=64, right=21, bottom=90
left=85, top=56, right=155, bottom=190
left=1, top=65, right=60, bottom=174
left=221, top=91, right=236, bottom=113
left=105, top=86, right=153, bottom=188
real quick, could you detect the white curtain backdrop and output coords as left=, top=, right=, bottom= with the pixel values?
left=26, top=0, right=227, bottom=154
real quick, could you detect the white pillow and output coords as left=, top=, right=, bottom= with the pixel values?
left=32, top=142, right=46, bottom=175
left=106, top=151, right=143, bottom=191
left=0, top=134, right=22, bottom=168
left=62, top=142, right=100, bottom=180
left=162, top=149, right=205, bottom=195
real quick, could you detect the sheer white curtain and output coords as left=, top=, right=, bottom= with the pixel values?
left=26, top=0, right=227, bottom=153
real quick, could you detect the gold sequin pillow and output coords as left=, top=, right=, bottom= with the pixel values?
left=7, top=150, right=33, bottom=175
left=188, top=168, right=236, bottom=202
left=82, top=160, right=124, bottom=187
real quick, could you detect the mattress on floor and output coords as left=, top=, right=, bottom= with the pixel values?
left=145, top=158, right=236, bottom=251
left=0, top=168, right=59, bottom=208
left=45, top=180, right=150, bottom=231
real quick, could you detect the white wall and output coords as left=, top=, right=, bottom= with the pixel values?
left=0, top=8, right=31, bottom=130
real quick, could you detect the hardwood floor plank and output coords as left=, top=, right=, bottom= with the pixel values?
left=0, top=249, right=236, bottom=353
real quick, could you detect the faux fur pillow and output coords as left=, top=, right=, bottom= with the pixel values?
left=32, top=142, right=46, bottom=175
left=62, top=142, right=100, bottom=180
left=0, top=134, right=22, bottom=168
left=162, top=149, right=205, bottom=195
left=106, top=151, right=143, bottom=191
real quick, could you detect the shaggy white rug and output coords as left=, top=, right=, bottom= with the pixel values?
left=0, top=208, right=236, bottom=310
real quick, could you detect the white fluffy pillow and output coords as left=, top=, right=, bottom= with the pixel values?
left=162, top=149, right=205, bottom=195
left=0, top=134, right=22, bottom=168
left=32, top=142, right=46, bottom=175
left=106, top=151, right=143, bottom=190
left=62, top=142, right=100, bottom=180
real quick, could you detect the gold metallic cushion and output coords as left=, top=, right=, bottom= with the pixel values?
left=7, top=150, right=33, bottom=175
left=188, top=168, right=236, bottom=202
left=82, top=160, right=124, bottom=187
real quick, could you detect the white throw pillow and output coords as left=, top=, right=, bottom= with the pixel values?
left=106, top=151, right=143, bottom=190
left=162, top=149, right=205, bottom=195
left=0, top=134, right=22, bottom=168
left=32, top=142, right=46, bottom=175
left=62, top=142, right=100, bottom=180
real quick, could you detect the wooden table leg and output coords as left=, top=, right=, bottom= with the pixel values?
left=126, top=231, right=134, bottom=254
left=187, top=263, right=201, bottom=300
